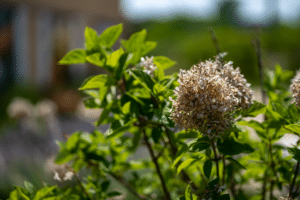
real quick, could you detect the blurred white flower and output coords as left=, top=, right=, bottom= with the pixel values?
left=45, top=156, right=74, bottom=182
left=36, top=99, right=57, bottom=118
left=7, top=97, right=34, bottom=119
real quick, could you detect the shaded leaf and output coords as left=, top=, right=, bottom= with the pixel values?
left=204, top=160, right=212, bottom=179
left=177, top=158, right=195, bottom=175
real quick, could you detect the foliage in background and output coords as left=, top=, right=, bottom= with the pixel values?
left=4, top=23, right=300, bottom=200
left=129, top=18, right=300, bottom=86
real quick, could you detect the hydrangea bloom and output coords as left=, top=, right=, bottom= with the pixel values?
left=290, top=69, right=300, bottom=107
left=170, top=58, right=253, bottom=138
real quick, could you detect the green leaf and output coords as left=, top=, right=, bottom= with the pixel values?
left=141, top=41, right=157, bottom=55
left=107, top=191, right=122, bottom=197
left=151, top=127, right=162, bottom=143
left=226, top=157, right=246, bottom=169
left=83, top=98, right=101, bottom=109
left=99, top=23, right=123, bottom=48
left=177, top=158, right=195, bottom=175
left=271, top=102, right=287, bottom=118
left=96, top=100, right=116, bottom=126
left=115, top=52, right=132, bottom=80
left=66, top=132, right=80, bottom=151
left=16, top=188, right=30, bottom=200
left=122, top=101, right=131, bottom=114
left=130, top=70, right=155, bottom=93
left=176, top=130, right=200, bottom=140
left=79, top=74, right=115, bottom=90
left=59, top=49, right=86, bottom=65
left=217, top=137, right=254, bottom=155
left=173, top=144, right=189, bottom=167
left=33, top=186, right=56, bottom=200
left=219, top=194, right=230, bottom=200
left=241, top=100, right=266, bottom=117
left=288, top=147, right=300, bottom=162
left=121, top=29, right=147, bottom=52
left=9, top=190, right=18, bottom=200
left=55, top=150, right=73, bottom=164
left=101, top=181, right=110, bottom=192
left=185, top=183, right=192, bottom=200
left=191, top=136, right=211, bottom=152
left=203, top=160, right=212, bottom=179
left=86, top=53, right=106, bottom=68
left=107, top=47, right=124, bottom=67
left=283, top=124, right=300, bottom=136
left=208, top=178, right=219, bottom=190
left=106, top=120, right=136, bottom=139
left=130, top=129, right=143, bottom=152
left=85, top=27, right=98, bottom=51
left=153, top=56, right=176, bottom=70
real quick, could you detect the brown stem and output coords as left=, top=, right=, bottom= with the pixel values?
left=222, top=155, right=226, bottom=185
left=109, top=172, right=149, bottom=200
left=252, top=26, right=267, bottom=118
left=143, top=130, right=171, bottom=200
left=211, top=140, right=220, bottom=182
left=262, top=174, right=267, bottom=200
left=289, top=161, right=300, bottom=199
left=208, top=27, right=221, bottom=54
left=269, top=180, right=274, bottom=200
left=74, top=173, right=92, bottom=199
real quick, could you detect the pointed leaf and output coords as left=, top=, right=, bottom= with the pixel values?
left=59, top=49, right=86, bottom=65
left=79, top=74, right=115, bottom=90
left=85, top=27, right=98, bottom=51
left=99, top=23, right=123, bottom=48
left=153, top=56, right=176, bottom=70
left=177, top=158, right=195, bottom=175
left=203, top=160, right=212, bottom=179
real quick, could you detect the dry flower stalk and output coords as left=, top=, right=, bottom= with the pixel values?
left=170, top=58, right=253, bottom=138
left=290, top=69, right=300, bottom=107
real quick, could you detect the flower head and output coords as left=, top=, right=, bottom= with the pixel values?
left=290, top=69, right=300, bottom=107
left=136, top=56, right=157, bottom=77
left=170, top=58, right=253, bottom=138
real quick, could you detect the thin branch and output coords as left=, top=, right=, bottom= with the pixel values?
left=143, top=130, right=171, bottom=200
left=211, top=140, right=220, bottom=182
left=289, top=161, right=300, bottom=199
left=74, top=173, right=92, bottom=199
left=252, top=26, right=267, bottom=118
left=76, top=157, right=147, bottom=200
left=222, top=155, right=226, bottom=185
left=262, top=173, right=267, bottom=200
left=208, top=27, right=221, bottom=54
left=109, top=172, right=149, bottom=200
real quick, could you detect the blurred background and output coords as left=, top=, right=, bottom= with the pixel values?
left=0, top=0, right=300, bottom=198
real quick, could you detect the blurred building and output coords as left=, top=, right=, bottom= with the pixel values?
left=0, top=0, right=123, bottom=93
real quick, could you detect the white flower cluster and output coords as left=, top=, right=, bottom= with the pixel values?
left=290, top=69, right=300, bottom=107
left=137, top=56, right=157, bottom=76
left=45, top=156, right=74, bottom=182
left=170, top=58, right=253, bottom=138
left=7, top=98, right=57, bottom=120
